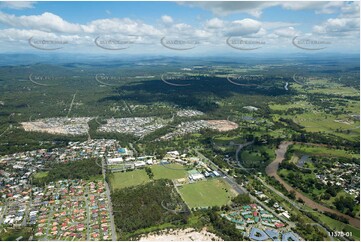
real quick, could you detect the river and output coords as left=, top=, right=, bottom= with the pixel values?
left=265, top=141, right=360, bottom=228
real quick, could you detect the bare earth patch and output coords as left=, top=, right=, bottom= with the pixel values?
left=139, top=228, right=223, bottom=241
left=206, top=120, right=239, bottom=131
left=21, top=117, right=92, bottom=135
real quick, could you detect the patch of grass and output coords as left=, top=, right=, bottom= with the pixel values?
left=315, top=213, right=360, bottom=240
left=33, top=171, right=48, bottom=179
left=0, top=227, right=33, bottom=241
left=178, top=178, right=236, bottom=208
left=290, top=144, right=359, bottom=159
left=152, top=164, right=189, bottom=180
left=109, top=169, right=150, bottom=191
left=269, top=101, right=310, bottom=111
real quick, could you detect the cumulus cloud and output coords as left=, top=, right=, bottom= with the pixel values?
left=0, top=11, right=163, bottom=36
left=161, top=15, right=173, bottom=24
left=83, top=18, right=162, bottom=36
left=205, top=18, right=224, bottom=29
left=273, top=27, right=300, bottom=38
left=0, top=1, right=36, bottom=10
left=227, top=18, right=262, bottom=36
left=180, top=1, right=276, bottom=17
left=0, top=5, right=357, bottom=54
left=180, top=1, right=356, bottom=17
left=0, top=12, right=82, bottom=33
left=313, top=17, right=360, bottom=35
left=312, top=2, right=359, bottom=37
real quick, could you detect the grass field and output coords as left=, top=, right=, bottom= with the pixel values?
left=109, top=169, right=150, bottom=191
left=269, top=100, right=310, bottom=111
left=152, top=164, right=189, bottom=180
left=315, top=213, right=360, bottom=241
left=178, top=178, right=236, bottom=208
left=290, top=144, right=359, bottom=159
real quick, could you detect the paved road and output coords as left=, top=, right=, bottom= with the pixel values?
left=265, top=141, right=360, bottom=228
left=101, top=157, right=117, bottom=241
left=84, top=186, right=90, bottom=241
left=195, top=150, right=247, bottom=194
left=21, top=196, right=32, bottom=226
left=234, top=140, right=254, bottom=170
left=195, top=150, right=293, bottom=228
left=44, top=205, right=54, bottom=240
left=292, top=74, right=305, bottom=86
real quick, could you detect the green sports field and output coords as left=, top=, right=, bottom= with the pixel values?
left=109, top=169, right=150, bottom=191
left=152, top=164, right=189, bottom=180
left=178, top=178, right=236, bottom=208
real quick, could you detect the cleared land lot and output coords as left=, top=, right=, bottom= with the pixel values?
left=110, top=169, right=150, bottom=190
left=152, top=164, right=188, bottom=180
left=178, top=178, right=236, bottom=208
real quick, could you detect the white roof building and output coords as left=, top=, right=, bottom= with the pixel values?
left=189, top=173, right=205, bottom=180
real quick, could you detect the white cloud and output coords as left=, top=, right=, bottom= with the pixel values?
left=161, top=15, right=173, bottom=24
left=180, top=1, right=277, bottom=17
left=340, top=1, right=360, bottom=18
left=180, top=1, right=355, bottom=17
left=0, top=7, right=358, bottom=54
left=313, top=17, right=360, bottom=35
left=205, top=18, right=224, bottom=29
left=83, top=18, right=162, bottom=36
left=273, top=27, right=300, bottom=37
left=227, top=18, right=262, bottom=36
left=0, top=1, right=36, bottom=10
left=0, top=12, right=163, bottom=36
left=0, top=12, right=82, bottom=33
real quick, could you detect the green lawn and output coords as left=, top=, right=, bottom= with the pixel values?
left=292, top=112, right=359, bottom=141
left=33, top=171, right=49, bottom=179
left=269, top=100, right=310, bottom=111
left=290, top=144, right=359, bottom=159
left=109, top=169, right=150, bottom=191
left=315, top=213, right=360, bottom=241
left=178, top=178, right=236, bottom=208
left=241, top=150, right=263, bottom=163
left=152, top=164, right=188, bottom=180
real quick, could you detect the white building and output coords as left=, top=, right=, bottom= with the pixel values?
left=189, top=173, right=205, bottom=181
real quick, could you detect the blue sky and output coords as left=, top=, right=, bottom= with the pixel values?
left=0, top=1, right=359, bottom=55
